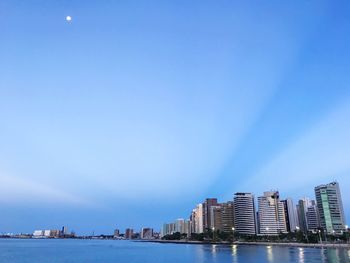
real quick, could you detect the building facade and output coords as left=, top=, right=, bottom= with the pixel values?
left=141, top=228, right=153, bottom=239
left=234, top=193, right=256, bottom=235
left=203, top=198, right=218, bottom=231
left=306, top=201, right=320, bottom=232
left=191, top=203, right=204, bottom=234
left=281, top=198, right=298, bottom=232
left=221, top=201, right=234, bottom=233
left=125, top=228, right=134, bottom=239
left=315, top=182, right=346, bottom=234
left=258, top=191, right=287, bottom=235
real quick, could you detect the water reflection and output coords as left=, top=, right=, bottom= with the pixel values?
left=211, top=244, right=217, bottom=259
left=324, top=248, right=350, bottom=263
left=199, top=243, right=350, bottom=263
left=298, top=248, right=304, bottom=263
left=231, top=245, right=238, bottom=263
left=266, top=246, right=273, bottom=262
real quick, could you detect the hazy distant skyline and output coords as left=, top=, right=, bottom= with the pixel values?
left=1, top=0, right=350, bottom=234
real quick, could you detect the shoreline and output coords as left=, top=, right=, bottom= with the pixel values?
left=1, top=237, right=349, bottom=249
left=140, top=239, right=350, bottom=249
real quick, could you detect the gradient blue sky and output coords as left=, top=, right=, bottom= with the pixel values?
left=1, top=0, right=350, bottom=235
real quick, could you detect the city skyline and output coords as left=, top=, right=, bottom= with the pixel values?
left=1, top=0, right=350, bottom=234
left=161, top=181, right=347, bottom=239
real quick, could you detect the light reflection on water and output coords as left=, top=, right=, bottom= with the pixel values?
left=0, top=239, right=349, bottom=263
left=298, top=247, right=304, bottom=263
left=266, top=245, right=273, bottom=262
left=231, top=245, right=238, bottom=263
left=202, top=243, right=350, bottom=263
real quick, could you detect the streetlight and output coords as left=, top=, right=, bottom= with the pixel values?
left=232, top=227, right=235, bottom=242
left=345, top=225, right=349, bottom=243
left=212, top=227, right=215, bottom=241
left=318, top=230, right=322, bottom=244
left=266, top=227, right=269, bottom=242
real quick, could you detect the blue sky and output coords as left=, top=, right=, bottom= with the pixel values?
left=0, top=0, right=350, bottom=234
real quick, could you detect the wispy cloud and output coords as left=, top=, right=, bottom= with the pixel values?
left=243, top=98, right=350, bottom=207
left=0, top=172, right=88, bottom=205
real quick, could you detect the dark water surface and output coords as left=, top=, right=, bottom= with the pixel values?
left=0, top=239, right=349, bottom=262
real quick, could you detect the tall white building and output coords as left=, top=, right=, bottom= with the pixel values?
left=258, top=191, right=287, bottom=235
left=161, top=223, right=175, bottom=237
left=191, top=203, right=204, bottom=234
left=234, top=193, right=256, bottom=235
left=175, top=219, right=185, bottom=233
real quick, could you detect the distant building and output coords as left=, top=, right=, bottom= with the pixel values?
left=125, top=228, right=134, bottom=239
left=114, top=229, right=120, bottom=238
left=258, top=191, right=287, bottom=235
left=281, top=199, right=298, bottom=232
left=61, top=226, right=69, bottom=236
left=315, top=182, right=346, bottom=234
left=166, top=219, right=190, bottom=236
left=190, top=203, right=204, bottom=234
left=221, top=201, right=234, bottom=233
left=33, top=229, right=60, bottom=238
left=175, top=219, right=186, bottom=233
left=234, top=193, right=256, bottom=235
left=33, top=230, right=44, bottom=237
left=161, top=223, right=176, bottom=237
left=306, top=201, right=320, bottom=232
left=203, top=198, right=218, bottom=231
left=184, top=220, right=191, bottom=236
left=296, top=198, right=311, bottom=233
left=43, top=230, right=51, bottom=237
left=50, top=230, right=60, bottom=237
left=141, top=228, right=153, bottom=239
left=210, top=205, right=222, bottom=231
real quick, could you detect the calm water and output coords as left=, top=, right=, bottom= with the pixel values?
left=0, top=239, right=349, bottom=263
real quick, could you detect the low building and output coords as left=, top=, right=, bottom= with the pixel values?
left=125, top=228, right=134, bottom=239
left=114, top=229, right=120, bottom=238
left=141, top=228, right=153, bottom=239
left=33, top=230, right=44, bottom=237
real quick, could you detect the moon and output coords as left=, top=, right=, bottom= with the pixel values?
left=66, top=16, right=72, bottom=22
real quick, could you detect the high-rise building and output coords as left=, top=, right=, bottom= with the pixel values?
left=175, top=219, right=186, bottom=233
left=184, top=220, right=191, bottom=236
left=203, top=198, right=218, bottom=231
left=281, top=199, right=298, bottom=232
left=141, top=228, right=153, bottom=239
left=125, top=228, right=134, bottom=239
left=297, top=198, right=309, bottom=233
left=210, top=205, right=222, bottom=231
left=190, top=203, right=204, bottom=234
left=174, top=218, right=190, bottom=235
left=221, top=201, right=234, bottom=233
left=161, top=223, right=176, bottom=237
left=297, top=198, right=320, bottom=233
left=258, top=191, right=287, bottom=235
left=315, top=181, right=346, bottom=234
left=234, top=193, right=256, bottom=235
left=306, top=201, right=320, bottom=232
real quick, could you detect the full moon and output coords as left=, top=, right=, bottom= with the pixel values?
left=66, top=16, right=72, bottom=22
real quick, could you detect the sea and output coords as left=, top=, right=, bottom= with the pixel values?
left=0, top=239, right=349, bottom=262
